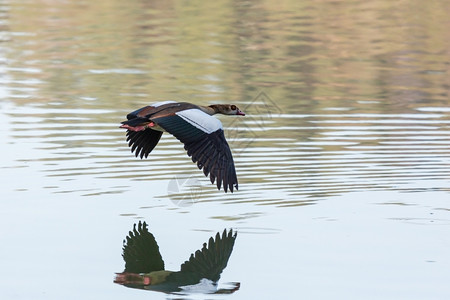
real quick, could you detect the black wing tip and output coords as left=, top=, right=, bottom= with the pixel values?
left=223, top=228, right=237, bottom=240
left=211, top=179, right=238, bottom=193
left=124, top=129, right=162, bottom=159
left=207, top=169, right=238, bottom=193
left=220, top=175, right=239, bottom=193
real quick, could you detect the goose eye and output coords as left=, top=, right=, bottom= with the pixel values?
left=231, top=105, right=236, bottom=110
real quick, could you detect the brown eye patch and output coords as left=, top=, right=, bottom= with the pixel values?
left=231, top=105, right=236, bottom=110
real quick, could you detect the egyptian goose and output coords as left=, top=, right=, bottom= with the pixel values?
left=120, top=101, right=245, bottom=193
left=114, top=221, right=238, bottom=294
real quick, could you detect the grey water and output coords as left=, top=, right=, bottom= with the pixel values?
left=1, top=1, right=450, bottom=299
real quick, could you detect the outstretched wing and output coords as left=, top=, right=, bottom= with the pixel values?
left=125, top=129, right=163, bottom=159
left=152, top=109, right=238, bottom=193
left=122, top=221, right=165, bottom=273
left=176, top=229, right=237, bottom=282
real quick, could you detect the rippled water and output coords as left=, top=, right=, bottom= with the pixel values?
left=1, top=1, right=450, bottom=299
left=4, top=100, right=450, bottom=205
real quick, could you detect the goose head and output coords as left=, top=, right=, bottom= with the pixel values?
left=209, top=104, right=245, bottom=116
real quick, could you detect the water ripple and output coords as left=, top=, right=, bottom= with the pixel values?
left=3, top=103, right=449, bottom=207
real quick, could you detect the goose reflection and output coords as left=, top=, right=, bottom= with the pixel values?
left=114, top=221, right=239, bottom=295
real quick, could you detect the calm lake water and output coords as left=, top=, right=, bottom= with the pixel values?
left=1, top=0, right=450, bottom=299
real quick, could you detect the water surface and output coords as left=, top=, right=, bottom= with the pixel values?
left=1, top=1, right=450, bottom=299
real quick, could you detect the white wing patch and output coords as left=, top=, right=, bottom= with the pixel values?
left=151, top=100, right=177, bottom=107
left=176, top=108, right=223, bottom=134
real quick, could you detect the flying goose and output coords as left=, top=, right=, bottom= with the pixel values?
left=120, top=101, right=245, bottom=193
left=114, top=221, right=238, bottom=294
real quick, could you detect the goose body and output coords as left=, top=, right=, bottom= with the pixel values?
left=120, top=101, right=245, bottom=193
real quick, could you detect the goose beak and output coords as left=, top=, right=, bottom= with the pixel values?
left=236, top=110, right=245, bottom=116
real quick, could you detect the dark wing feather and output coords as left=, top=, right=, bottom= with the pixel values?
left=126, top=129, right=163, bottom=159
left=122, top=221, right=165, bottom=273
left=173, top=229, right=237, bottom=282
left=152, top=114, right=238, bottom=192
left=126, top=105, right=152, bottom=120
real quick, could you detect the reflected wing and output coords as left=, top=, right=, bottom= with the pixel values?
left=122, top=221, right=165, bottom=273
left=175, top=229, right=237, bottom=282
left=153, top=110, right=238, bottom=193
left=126, top=129, right=163, bottom=159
